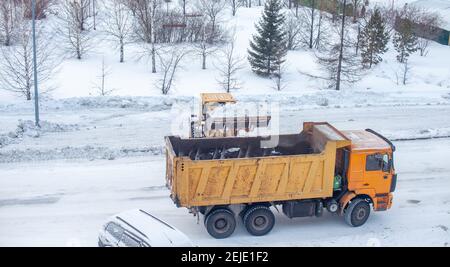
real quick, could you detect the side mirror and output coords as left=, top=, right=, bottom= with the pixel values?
left=382, top=155, right=390, bottom=172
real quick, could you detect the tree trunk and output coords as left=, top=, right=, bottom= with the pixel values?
left=309, top=0, right=315, bottom=49
left=77, top=44, right=82, bottom=60
left=402, top=61, right=408, bottom=85
left=151, top=44, right=156, bottom=73
left=202, top=52, right=206, bottom=70
left=93, top=0, right=97, bottom=30
left=336, top=0, right=347, bottom=91
left=120, top=38, right=124, bottom=63
left=353, top=0, right=358, bottom=23
left=315, top=12, right=322, bottom=49
left=355, top=23, right=360, bottom=55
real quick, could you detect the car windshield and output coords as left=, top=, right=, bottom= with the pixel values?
left=106, top=222, right=124, bottom=240
left=120, top=233, right=141, bottom=247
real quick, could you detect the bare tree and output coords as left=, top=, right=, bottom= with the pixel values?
left=297, top=0, right=321, bottom=49
left=313, top=8, right=327, bottom=50
left=351, top=0, right=361, bottom=23
left=0, top=1, right=54, bottom=46
left=0, top=0, right=21, bottom=46
left=284, top=10, right=302, bottom=50
left=393, top=59, right=411, bottom=86
left=401, top=59, right=410, bottom=85
left=0, top=10, right=59, bottom=100
left=335, top=0, right=347, bottom=90
left=92, top=58, right=115, bottom=96
left=229, top=0, right=241, bottom=16
left=156, top=45, right=189, bottom=94
left=271, top=63, right=287, bottom=91
left=103, top=0, right=133, bottom=63
left=180, top=0, right=187, bottom=16
left=315, top=0, right=363, bottom=90
left=76, top=0, right=91, bottom=31
left=215, top=35, right=244, bottom=92
left=316, top=42, right=362, bottom=90
left=413, top=9, right=443, bottom=57
left=57, top=0, right=93, bottom=59
left=197, top=0, right=226, bottom=40
left=194, top=22, right=220, bottom=69
left=130, top=0, right=161, bottom=73
left=239, top=0, right=252, bottom=8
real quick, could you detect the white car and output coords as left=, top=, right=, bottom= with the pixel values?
left=98, top=209, right=194, bottom=247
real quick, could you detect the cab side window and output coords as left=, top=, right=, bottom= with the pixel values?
left=366, top=154, right=382, bottom=171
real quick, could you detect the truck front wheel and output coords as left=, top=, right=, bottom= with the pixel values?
left=243, top=206, right=275, bottom=236
left=344, top=199, right=371, bottom=227
left=205, top=208, right=236, bottom=239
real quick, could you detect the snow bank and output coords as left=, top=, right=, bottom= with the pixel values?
left=0, top=96, right=196, bottom=113
left=0, top=145, right=163, bottom=163
left=4, top=87, right=449, bottom=115
left=0, top=120, right=80, bottom=148
left=386, top=127, right=450, bottom=141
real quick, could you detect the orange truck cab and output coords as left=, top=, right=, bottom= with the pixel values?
left=339, top=129, right=397, bottom=216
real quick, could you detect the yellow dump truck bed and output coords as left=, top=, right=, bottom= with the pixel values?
left=165, top=122, right=351, bottom=208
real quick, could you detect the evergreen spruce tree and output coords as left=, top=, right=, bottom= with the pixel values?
left=393, top=18, right=418, bottom=63
left=360, top=8, right=389, bottom=68
left=248, top=0, right=287, bottom=76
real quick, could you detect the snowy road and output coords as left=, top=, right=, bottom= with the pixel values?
left=2, top=104, right=450, bottom=162
left=1, top=138, right=450, bottom=247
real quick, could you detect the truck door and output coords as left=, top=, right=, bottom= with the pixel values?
left=364, top=153, right=391, bottom=194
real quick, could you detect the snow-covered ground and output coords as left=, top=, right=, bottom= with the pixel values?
left=1, top=137, right=450, bottom=247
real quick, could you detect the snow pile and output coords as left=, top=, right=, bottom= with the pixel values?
left=60, top=96, right=193, bottom=111
left=0, top=96, right=196, bottom=113
left=0, top=145, right=164, bottom=163
left=386, top=127, right=450, bottom=141
left=0, top=120, right=80, bottom=148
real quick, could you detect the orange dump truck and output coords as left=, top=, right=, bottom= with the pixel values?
left=165, top=122, right=397, bottom=238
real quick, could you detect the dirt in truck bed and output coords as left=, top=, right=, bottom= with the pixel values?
left=168, top=133, right=316, bottom=161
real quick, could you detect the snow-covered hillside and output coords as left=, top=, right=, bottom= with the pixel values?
left=0, top=1, right=449, bottom=104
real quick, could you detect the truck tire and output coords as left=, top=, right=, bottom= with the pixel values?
left=344, top=198, right=371, bottom=227
left=205, top=208, right=236, bottom=239
left=243, top=206, right=275, bottom=236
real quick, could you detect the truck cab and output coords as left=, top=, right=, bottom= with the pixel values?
left=340, top=129, right=397, bottom=213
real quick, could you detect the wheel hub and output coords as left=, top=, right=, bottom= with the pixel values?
left=215, top=218, right=227, bottom=230
left=356, top=208, right=366, bottom=220
left=254, top=216, right=267, bottom=227
left=329, top=203, right=338, bottom=213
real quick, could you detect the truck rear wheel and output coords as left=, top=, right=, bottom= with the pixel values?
left=205, top=208, right=236, bottom=239
left=243, top=206, right=275, bottom=236
left=344, top=199, right=370, bottom=227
